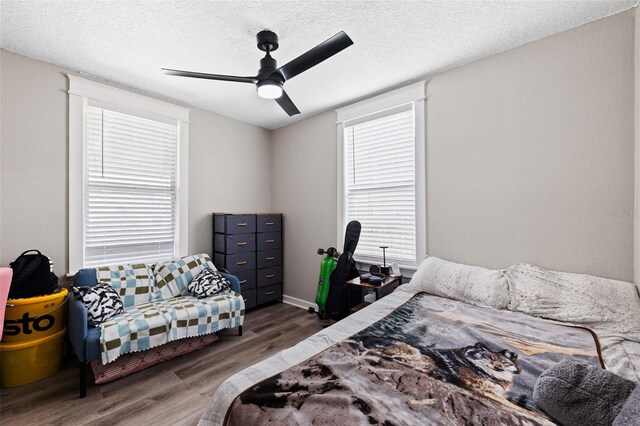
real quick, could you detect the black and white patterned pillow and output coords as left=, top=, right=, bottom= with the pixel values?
left=188, top=268, right=230, bottom=298
left=72, top=282, right=124, bottom=326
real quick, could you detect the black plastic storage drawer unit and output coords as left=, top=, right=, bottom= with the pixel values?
left=213, top=213, right=283, bottom=310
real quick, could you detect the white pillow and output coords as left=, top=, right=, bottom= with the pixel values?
left=401, top=256, right=510, bottom=309
left=505, top=263, right=640, bottom=343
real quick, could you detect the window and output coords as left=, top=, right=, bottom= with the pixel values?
left=68, top=76, right=190, bottom=273
left=337, top=82, right=426, bottom=269
left=83, top=107, right=177, bottom=266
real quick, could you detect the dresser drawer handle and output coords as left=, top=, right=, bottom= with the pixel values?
left=265, top=239, right=275, bottom=244
left=236, top=241, right=247, bottom=246
left=236, top=260, right=247, bottom=265
left=265, top=257, right=276, bottom=261
left=237, top=222, right=248, bottom=227
left=239, top=279, right=247, bottom=284
left=265, top=222, right=274, bottom=226
left=265, top=274, right=275, bottom=279
left=264, top=291, right=275, bottom=296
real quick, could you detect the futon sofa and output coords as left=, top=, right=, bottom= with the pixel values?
left=68, top=253, right=244, bottom=397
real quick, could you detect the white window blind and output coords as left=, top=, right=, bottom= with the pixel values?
left=83, top=106, right=178, bottom=267
left=345, top=107, right=416, bottom=263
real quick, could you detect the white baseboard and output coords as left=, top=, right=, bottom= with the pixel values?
left=282, top=294, right=315, bottom=310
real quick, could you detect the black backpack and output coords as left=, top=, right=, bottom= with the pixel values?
left=9, top=250, right=59, bottom=299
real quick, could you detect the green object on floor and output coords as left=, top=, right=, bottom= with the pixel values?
left=314, top=247, right=339, bottom=317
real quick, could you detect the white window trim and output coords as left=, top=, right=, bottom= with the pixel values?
left=336, top=81, right=427, bottom=274
left=68, top=75, right=190, bottom=274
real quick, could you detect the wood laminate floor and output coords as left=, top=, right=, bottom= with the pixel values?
left=0, top=303, right=325, bottom=425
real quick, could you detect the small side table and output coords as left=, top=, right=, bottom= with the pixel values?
left=346, top=274, right=403, bottom=313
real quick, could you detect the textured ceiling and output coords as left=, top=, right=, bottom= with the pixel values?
left=1, top=0, right=636, bottom=129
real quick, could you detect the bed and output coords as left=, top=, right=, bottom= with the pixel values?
left=199, top=257, right=640, bottom=425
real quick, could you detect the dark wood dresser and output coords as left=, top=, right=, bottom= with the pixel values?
left=213, top=213, right=283, bottom=309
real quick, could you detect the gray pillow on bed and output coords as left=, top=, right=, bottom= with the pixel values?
left=533, top=361, right=637, bottom=426
left=401, top=256, right=510, bottom=309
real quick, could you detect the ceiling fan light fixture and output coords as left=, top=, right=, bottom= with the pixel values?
left=256, top=79, right=283, bottom=99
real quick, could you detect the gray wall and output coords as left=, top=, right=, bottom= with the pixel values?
left=0, top=51, right=69, bottom=276
left=188, top=109, right=271, bottom=256
left=272, top=10, right=636, bottom=303
left=271, top=111, right=338, bottom=303
left=426, top=9, right=634, bottom=281
left=0, top=49, right=271, bottom=278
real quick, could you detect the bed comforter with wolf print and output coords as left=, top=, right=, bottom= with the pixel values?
left=224, top=293, right=602, bottom=425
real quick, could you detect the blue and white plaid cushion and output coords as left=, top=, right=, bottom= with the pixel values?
left=169, top=292, right=244, bottom=340
left=96, top=263, right=154, bottom=308
left=153, top=254, right=215, bottom=300
left=99, top=291, right=245, bottom=364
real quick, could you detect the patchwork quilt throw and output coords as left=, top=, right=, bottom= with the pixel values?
left=99, top=291, right=244, bottom=364
left=226, top=293, right=602, bottom=425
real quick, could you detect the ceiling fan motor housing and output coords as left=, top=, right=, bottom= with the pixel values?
left=259, top=55, right=278, bottom=76
left=257, top=51, right=283, bottom=86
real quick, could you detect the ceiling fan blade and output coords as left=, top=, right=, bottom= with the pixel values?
left=275, top=91, right=301, bottom=116
left=162, top=68, right=256, bottom=83
left=276, top=31, right=353, bottom=81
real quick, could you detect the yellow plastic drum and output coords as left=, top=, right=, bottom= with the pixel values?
left=2, top=288, right=68, bottom=342
left=0, top=328, right=66, bottom=387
